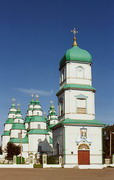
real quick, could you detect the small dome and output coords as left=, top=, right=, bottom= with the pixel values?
left=60, top=45, right=92, bottom=68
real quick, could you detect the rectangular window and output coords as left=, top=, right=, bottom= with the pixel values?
left=77, top=99, right=86, bottom=114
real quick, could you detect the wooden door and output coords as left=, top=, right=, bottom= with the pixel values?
left=78, top=150, right=90, bottom=165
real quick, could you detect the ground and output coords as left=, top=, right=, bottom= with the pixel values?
left=0, top=168, right=114, bottom=180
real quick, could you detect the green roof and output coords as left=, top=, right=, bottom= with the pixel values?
left=10, top=136, right=28, bottom=143
left=15, top=116, right=23, bottom=119
left=57, top=84, right=96, bottom=96
left=47, top=124, right=55, bottom=131
left=2, top=131, right=10, bottom=136
left=8, top=111, right=17, bottom=114
left=29, top=100, right=40, bottom=105
left=25, top=116, right=32, bottom=123
left=30, top=116, right=46, bottom=122
left=11, top=103, right=16, bottom=108
left=5, top=118, right=14, bottom=124
left=60, top=45, right=92, bottom=68
left=28, top=129, right=49, bottom=135
left=29, top=100, right=36, bottom=105
left=12, top=123, right=26, bottom=130
left=52, top=118, right=105, bottom=128
left=33, top=108, right=42, bottom=111
left=50, top=117, right=58, bottom=120
left=16, top=109, right=21, bottom=114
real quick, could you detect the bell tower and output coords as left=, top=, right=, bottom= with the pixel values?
left=57, top=28, right=95, bottom=121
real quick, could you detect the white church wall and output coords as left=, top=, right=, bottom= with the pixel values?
left=2, top=136, right=10, bottom=151
left=30, top=122, right=46, bottom=129
left=10, top=130, right=27, bottom=138
left=64, top=90, right=95, bottom=120
left=8, top=114, right=15, bottom=118
left=27, top=111, right=33, bottom=116
left=28, top=134, right=49, bottom=153
left=64, top=125, right=103, bottom=165
left=4, top=124, right=12, bottom=131
left=66, top=63, right=92, bottom=86
left=32, top=111, right=42, bottom=116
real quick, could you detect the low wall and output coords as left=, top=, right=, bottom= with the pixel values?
left=0, top=164, right=33, bottom=168
left=43, top=164, right=61, bottom=168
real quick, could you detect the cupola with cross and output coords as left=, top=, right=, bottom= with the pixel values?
left=47, top=101, right=58, bottom=130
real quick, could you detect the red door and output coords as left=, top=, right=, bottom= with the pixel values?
left=78, top=150, right=90, bottom=165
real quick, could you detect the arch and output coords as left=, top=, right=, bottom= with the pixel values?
left=76, top=66, right=84, bottom=78
left=78, top=144, right=89, bottom=150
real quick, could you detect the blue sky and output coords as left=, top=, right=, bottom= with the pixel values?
left=0, top=0, right=114, bottom=132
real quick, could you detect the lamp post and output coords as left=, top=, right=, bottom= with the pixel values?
left=19, top=129, right=23, bottom=164
left=110, top=131, right=114, bottom=158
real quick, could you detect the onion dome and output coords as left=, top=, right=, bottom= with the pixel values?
left=60, top=28, right=92, bottom=68
left=47, top=101, right=58, bottom=130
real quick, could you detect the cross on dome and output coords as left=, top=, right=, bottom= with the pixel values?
left=50, top=100, right=53, bottom=105
left=31, top=94, right=34, bottom=98
left=71, top=28, right=78, bottom=46
left=12, top=98, right=16, bottom=103
left=35, top=95, right=39, bottom=100
left=17, top=103, right=21, bottom=107
left=31, top=94, right=34, bottom=100
left=71, top=28, right=78, bottom=38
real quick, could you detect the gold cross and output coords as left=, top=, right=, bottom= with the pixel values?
left=71, top=28, right=78, bottom=38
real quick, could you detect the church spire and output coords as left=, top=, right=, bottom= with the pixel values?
left=71, top=28, right=78, bottom=46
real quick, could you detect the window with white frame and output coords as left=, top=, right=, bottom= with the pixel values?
left=77, top=98, right=86, bottom=114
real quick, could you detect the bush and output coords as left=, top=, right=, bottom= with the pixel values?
left=47, top=156, right=59, bottom=164
left=34, top=164, right=43, bottom=168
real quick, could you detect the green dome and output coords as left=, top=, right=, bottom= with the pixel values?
left=60, top=45, right=92, bottom=68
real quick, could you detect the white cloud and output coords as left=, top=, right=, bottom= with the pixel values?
left=16, top=88, right=54, bottom=96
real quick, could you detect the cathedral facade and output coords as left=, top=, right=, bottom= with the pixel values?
left=1, top=30, right=104, bottom=167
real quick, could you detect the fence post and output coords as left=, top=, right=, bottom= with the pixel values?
left=59, top=156, right=62, bottom=166
left=42, top=154, right=47, bottom=167
left=13, top=155, right=16, bottom=164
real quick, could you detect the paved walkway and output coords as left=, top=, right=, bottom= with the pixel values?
left=0, top=168, right=114, bottom=180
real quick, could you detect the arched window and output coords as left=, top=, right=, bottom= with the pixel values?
left=59, top=97, right=64, bottom=116
left=60, top=67, right=66, bottom=83
left=76, top=66, right=84, bottom=78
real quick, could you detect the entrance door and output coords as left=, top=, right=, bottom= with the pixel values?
left=78, top=150, right=90, bottom=165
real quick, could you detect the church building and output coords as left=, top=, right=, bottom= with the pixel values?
left=1, top=29, right=104, bottom=167
left=52, top=28, right=104, bottom=167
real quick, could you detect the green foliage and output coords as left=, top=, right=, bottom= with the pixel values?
left=47, top=156, right=59, bottom=164
left=103, top=125, right=114, bottom=158
left=16, top=156, right=25, bottom=164
left=34, top=164, right=43, bottom=168
left=5, top=142, right=21, bottom=160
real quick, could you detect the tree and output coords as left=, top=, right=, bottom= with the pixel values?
left=0, top=146, right=2, bottom=154
left=5, top=142, right=21, bottom=160
left=103, top=125, right=114, bottom=158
